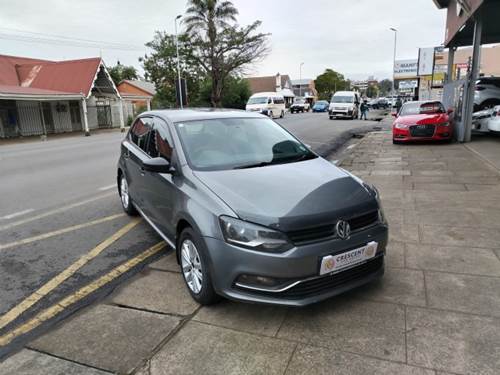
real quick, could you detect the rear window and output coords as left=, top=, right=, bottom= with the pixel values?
left=399, top=102, right=445, bottom=116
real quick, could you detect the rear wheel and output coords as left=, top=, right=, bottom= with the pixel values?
left=269, top=111, right=273, bottom=119
left=280, top=110, right=284, bottom=118
left=179, top=227, right=219, bottom=305
left=119, top=173, right=138, bottom=216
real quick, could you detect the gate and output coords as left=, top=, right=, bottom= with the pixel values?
left=96, top=104, right=112, bottom=128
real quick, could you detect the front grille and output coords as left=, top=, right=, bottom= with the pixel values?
left=287, top=210, right=379, bottom=244
left=410, top=124, right=435, bottom=137
left=239, top=255, right=384, bottom=300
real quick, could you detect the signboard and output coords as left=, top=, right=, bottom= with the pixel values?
left=394, top=59, right=418, bottom=78
left=399, top=80, right=418, bottom=90
left=418, top=48, right=435, bottom=76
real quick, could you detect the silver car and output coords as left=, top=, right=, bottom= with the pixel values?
left=474, top=77, right=500, bottom=111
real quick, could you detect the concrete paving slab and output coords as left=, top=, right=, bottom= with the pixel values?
left=420, top=224, right=500, bottom=249
left=149, top=321, right=295, bottom=375
left=407, top=306, right=500, bottom=375
left=285, top=344, right=434, bottom=375
left=277, top=296, right=406, bottom=362
left=405, top=244, right=500, bottom=276
left=109, top=268, right=199, bottom=316
left=388, top=223, right=420, bottom=244
left=352, top=267, right=426, bottom=307
left=0, top=349, right=109, bottom=375
left=193, top=300, right=287, bottom=337
left=404, top=209, right=481, bottom=228
left=386, top=241, right=405, bottom=268
left=148, top=252, right=180, bottom=273
left=29, top=304, right=179, bottom=374
left=412, top=182, right=467, bottom=191
left=425, top=271, right=500, bottom=317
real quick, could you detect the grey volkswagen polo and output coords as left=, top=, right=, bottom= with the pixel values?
left=117, top=109, right=388, bottom=306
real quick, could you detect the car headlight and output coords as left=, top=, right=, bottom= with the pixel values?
left=394, top=123, right=406, bottom=129
left=219, top=216, right=293, bottom=252
left=440, top=122, right=450, bottom=127
left=364, top=184, right=387, bottom=224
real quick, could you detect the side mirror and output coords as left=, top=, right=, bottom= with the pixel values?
left=447, top=108, right=454, bottom=115
left=391, top=112, right=398, bottom=118
left=142, top=157, right=174, bottom=174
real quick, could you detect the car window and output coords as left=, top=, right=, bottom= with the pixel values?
left=175, top=117, right=316, bottom=171
left=147, top=118, right=174, bottom=161
left=129, top=117, right=153, bottom=153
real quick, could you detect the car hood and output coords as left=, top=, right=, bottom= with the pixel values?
left=395, top=113, right=449, bottom=125
left=193, top=157, right=377, bottom=231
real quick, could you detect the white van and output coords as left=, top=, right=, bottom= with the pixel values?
left=245, top=92, right=286, bottom=119
left=329, top=91, right=360, bottom=120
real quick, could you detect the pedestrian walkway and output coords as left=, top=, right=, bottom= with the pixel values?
left=2, top=131, right=500, bottom=375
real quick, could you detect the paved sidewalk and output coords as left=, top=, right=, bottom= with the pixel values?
left=2, top=131, right=500, bottom=375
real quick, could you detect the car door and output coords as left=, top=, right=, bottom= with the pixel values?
left=140, top=116, right=177, bottom=240
left=123, top=116, right=154, bottom=210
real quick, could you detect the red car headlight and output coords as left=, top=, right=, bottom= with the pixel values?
left=439, top=122, right=450, bottom=127
left=394, top=123, right=407, bottom=129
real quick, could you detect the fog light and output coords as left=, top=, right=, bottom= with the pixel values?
left=236, top=274, right=283, bottom=288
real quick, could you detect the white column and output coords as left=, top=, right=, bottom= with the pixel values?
left=119, top=99, right=125, bottom=132
left=146, top=99, right=151, bottom=111
left=81, top=98, right=90, bottom=136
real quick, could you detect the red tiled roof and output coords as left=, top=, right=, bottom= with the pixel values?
left=0, top=84, right=80, bottom=96
left=0, top=54, right=102, bottom=97
left=246, top=75, right=291, bottom=94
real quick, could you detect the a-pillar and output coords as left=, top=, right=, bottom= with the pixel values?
left=81, top=98, right=90, bottom=136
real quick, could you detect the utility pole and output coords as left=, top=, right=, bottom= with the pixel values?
left=299, top=62, right=304, bottom=97
left=390, top=28, right=398, bottom=100
left=175, top=15, right=183, bottom=109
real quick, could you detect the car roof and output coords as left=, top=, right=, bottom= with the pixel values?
left=143, top=108, right=265, bottom=123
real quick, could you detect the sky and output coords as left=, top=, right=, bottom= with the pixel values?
left=0, top=0, right=447, bottom=81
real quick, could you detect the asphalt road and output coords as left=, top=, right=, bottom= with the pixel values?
left=0, top=111, right=388, bottom=357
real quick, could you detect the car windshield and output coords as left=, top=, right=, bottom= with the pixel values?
left=294, top=99, right=304, bottom=104
left=315, top=101, right=328, bottom=106
left=399, top=102, right=445, bottom=116
left=331, top=96, right=353, bottom=103
left=247, top=97, right=268, bottom=105
left=175, top=118, right=316, bottom=171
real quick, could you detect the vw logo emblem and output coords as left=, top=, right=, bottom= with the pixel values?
left=336, top=220, right=351, bottom=240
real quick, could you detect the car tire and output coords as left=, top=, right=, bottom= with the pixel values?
left=178, top=227, right=220, bottom=305
left=329, top=115, right=334, bottom=120
left=280, top=110, right=284, bottom=118
left=269, top=111, right=273, bottom=118
left=392, top=139, right=401, bottom=145
left=119, top=173, right=138, bottom=216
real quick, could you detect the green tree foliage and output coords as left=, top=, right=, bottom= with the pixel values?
left=198, top=76, right=251, bottom=109
left=107, top=64, right=138, bottom=86
left=314, top=69, right=348, bottom=100
left=184, top=0, right=270, bottom=107
left=365, top=84, right=379, bottom=98
left=140, top=32, right=205, bottom=108
left=378, top=79, right=393, bottom=96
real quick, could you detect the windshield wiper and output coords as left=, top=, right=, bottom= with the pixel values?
left=233, top=161, right=274, bottom=169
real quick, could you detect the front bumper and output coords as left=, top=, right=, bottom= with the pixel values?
left=204, top=224, right=388, bottom=306
left=329, top=109, right=353, bottom=117
left=393, top=126, right=452, bottom=142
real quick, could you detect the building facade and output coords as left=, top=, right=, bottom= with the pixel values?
left=245, top=73, right=295, bottom=107
left=0, top=54, right=123, bottom=138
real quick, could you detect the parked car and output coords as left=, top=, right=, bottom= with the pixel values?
left=392, top=101, right=453, bottom=144
left=368, top=98, right=390, bottom=110
left=329, top=91, right=360, bottom=120
left=290, top=98, right=310, bottom=113
left=487, top=105, right=500, bottom=134
left=312, top=100, right=329, bottom=112
left=117, top=109, right=388, bottom=306
left=246, top=92, right=286, bottom=119
left=474, top=77, right=500, bottom=111
left=472, top=107, right=494, bottom=133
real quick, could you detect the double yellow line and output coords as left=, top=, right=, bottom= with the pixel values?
left=0, top=214, right=168, bottom=347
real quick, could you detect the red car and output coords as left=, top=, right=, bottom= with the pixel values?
left=392, top=101, right=453, bottom=144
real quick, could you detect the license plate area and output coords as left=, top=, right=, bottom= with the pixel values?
left=319, top=241, right=378, bottom=275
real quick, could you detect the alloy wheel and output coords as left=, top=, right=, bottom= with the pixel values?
left=120, top=176, right=129, bottom=209
left=181, top=239, right=203, bottom=294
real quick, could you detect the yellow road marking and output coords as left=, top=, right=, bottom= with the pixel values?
left=0, top=218, right=141, bottom=330
left=0, top=213, right=126, bottom=251
left=0, top=192, right=115, bottom=231
left=0, top=241, right=166, bottom=347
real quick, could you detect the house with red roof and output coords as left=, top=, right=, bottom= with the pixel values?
left=116, top=79, right=156, bottom=121
left=0, top=54, right=123, bottom=138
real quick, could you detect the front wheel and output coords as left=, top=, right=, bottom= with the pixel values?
left=179, top=228, right=220, bottom=305
left=119, top=173, right=138, bottom=216
left=269, top=111, right=273, bottom=119
left=280, top=110, right=284, bottom=118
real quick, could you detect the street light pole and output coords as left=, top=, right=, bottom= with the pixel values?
left=390, top=27, right=397, bottom=100
left=299, top=62, right=304, bottom=97
left=175, top=15, right=183, bottom=109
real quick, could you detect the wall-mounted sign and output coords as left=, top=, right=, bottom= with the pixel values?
left=399, top=80, right=418, bottom=90
left=394, top=59, right=418, bottom=78
left=418, top=48, right=435, bottom=76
